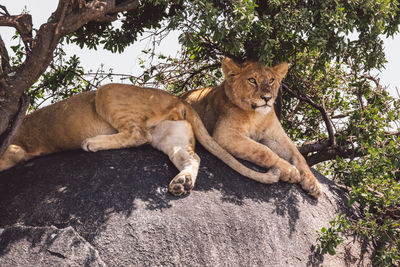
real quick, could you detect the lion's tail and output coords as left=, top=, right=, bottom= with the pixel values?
left=184, top=103, right=280, bottom=184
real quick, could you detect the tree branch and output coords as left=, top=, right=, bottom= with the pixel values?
left=300, top=131, right=400, bottom=166
left=361, top=73, right=382, bottom=91
left=0, top=13, right=32, bottom=50
left=282, top=82, right=336, bottom=147
left=181, top=63, right=220, bottom=89
left=305, top=147, right=363, bottom=166
left=55, top=1, right=70, bottom=37
left=113, top=0, right=141, bottom=12
left=0, top=93, right=29, bottom=157
left=274, top=85, right=282, bottom=121
left=0, top=35, right=10, bottom=74
left=60, top=0, right=140, bottom=35
left=385, top=131, right=400, bottom=137
left=298, top=138, right=333, bottom=155
left=71, top=0, right=85, bottom=9
left=0, top=5, right=11, bottom=16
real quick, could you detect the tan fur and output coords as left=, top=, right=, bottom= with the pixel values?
left=181, top=58, right=322, bottom=198
left=0, top=84, right=279, bottom=196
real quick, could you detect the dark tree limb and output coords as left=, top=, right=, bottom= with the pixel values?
left=299, top=131, right=400, bottom=166
left=305, top=147, right=364, bottom=166
left=361, top=74, right=382, bottom=91
left=71, top=0, right=85, bottom=9
left=0, top=5, right=11, bottom=16
left=60, top=0, right=140, bottom=35
left=0, top=93, right=29, bottom=157
left=0, top=13, right=32, bottom=50
left=112, top=0, right=140, bottom=13
left=299, top=136, right=361, bottom=166
left=385, top=131, right=400, bottom=137
left=0, top=35, right=10, bottom=74
left=274, top=84, right=282, bottom=121
left=298, top=138, right=333, bottom=155
left=181, top=63, right=220, bottom=89
left=282, top=82, right=336, bottom=147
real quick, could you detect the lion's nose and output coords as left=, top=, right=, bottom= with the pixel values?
left=261, top=95, right=272, bottom=103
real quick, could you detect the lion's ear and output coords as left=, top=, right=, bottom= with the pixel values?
left=222, top=57, right=241, bottom=78
left=272, top=62, right=288, bottom=79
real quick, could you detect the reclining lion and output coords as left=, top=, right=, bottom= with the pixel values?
left=181, top=58, right=322, bottom=198
left=0, top=84, right=280, bottom=196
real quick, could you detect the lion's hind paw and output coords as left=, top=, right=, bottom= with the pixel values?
left=300, top=173, right=323, bottom=198
left=307, top=181, right=323, bottom=198
left=169, top=173, right=194, bottom=196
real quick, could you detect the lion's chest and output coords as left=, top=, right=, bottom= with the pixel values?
left=248, top=112, right=276, bottom=141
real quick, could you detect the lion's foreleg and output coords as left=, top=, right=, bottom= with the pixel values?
left=260, top=129, right=322, bottom=198
left=81, top=125, right=152, bottom=152
left=212, top=125, right=301, bottom=183
left=150, top=120, right=200, bottom=196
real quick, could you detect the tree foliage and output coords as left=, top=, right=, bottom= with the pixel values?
left=1, top=0, right=400, bottom=264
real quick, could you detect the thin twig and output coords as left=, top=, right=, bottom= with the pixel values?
left=0, top=5, right=10, bottom=16
left=0, top=13, right=32, bottom=50
left=181, top=63, right=220, bottom=89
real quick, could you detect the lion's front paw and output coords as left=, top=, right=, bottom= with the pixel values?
left=81, top=138, right=101, bottom=152
left=300, top=172, right=323, bottom=198
left=169, top=173, right=194, bottom=196
left=278, top=160, right=301, bottom=183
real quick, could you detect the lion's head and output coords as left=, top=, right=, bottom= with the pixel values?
left=222, top=58, right=288, bottom=115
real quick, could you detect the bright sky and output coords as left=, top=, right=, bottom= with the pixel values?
left=0, top=0, right=399, bottom=98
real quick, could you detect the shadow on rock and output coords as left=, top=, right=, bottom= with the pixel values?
left=0, top=146, right=179, bottom=241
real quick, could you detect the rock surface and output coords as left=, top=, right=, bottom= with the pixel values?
left=0, top=145, right=371, bottom=266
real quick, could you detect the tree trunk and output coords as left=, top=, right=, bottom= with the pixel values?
left=0, top=22, right=60, bottom=156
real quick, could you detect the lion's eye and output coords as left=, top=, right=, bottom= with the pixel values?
left=269, top=78, right=275, bottom=85
left=248, top=78, right=257, bottom=85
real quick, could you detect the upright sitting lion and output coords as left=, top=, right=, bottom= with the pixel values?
left=181, top=58, right=322, bottom=198
left=0, top=84, right=280, bottom=196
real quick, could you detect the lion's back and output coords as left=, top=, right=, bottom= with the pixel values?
left=13, top=91, right=115, bottom=153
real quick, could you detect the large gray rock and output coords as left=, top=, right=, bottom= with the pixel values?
left=0, top=225, right=105, bottom=266
left=0, top=145, right=371, bottom=266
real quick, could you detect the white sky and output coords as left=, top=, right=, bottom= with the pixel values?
left=0, top=0, right=399, bottom=98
